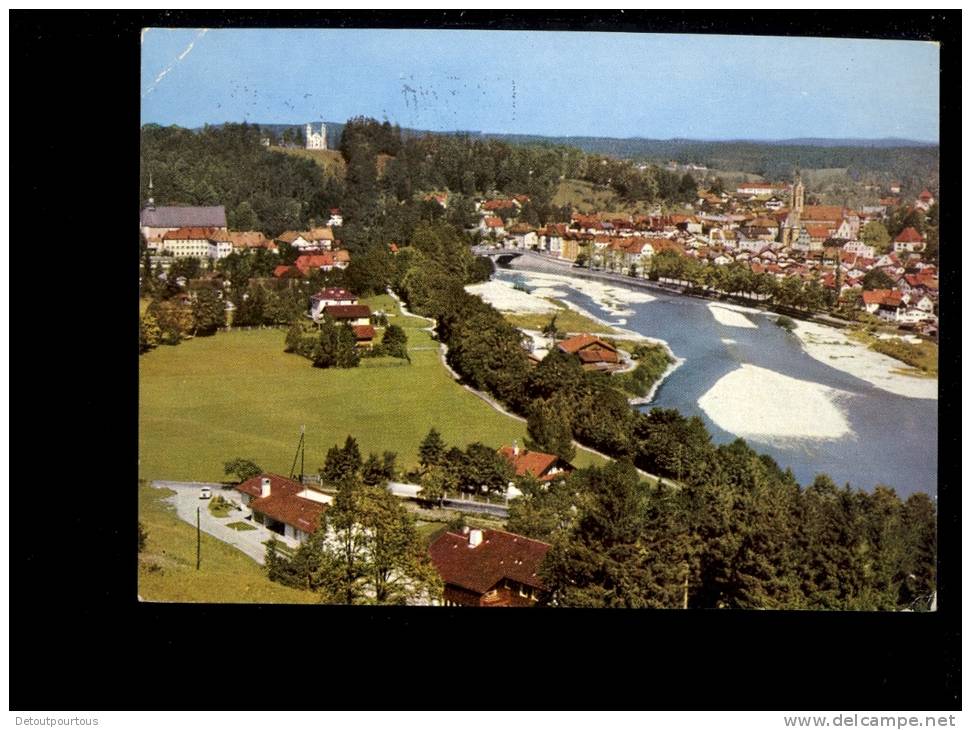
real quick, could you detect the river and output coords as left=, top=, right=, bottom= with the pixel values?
left=494, top=265, right=938, bottom=497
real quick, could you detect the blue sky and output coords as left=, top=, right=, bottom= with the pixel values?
left=141, top=29, right=939, bottom=142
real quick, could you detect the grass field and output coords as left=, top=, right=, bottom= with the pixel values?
left=271, top=146, right=346, bottom=177
left=140, top=294, right=609, bottom=483
left=503, top=304, right=622, bottom=337
left=138, top=483, right=317, bottom=603
left=554, top=179, right=639, bottom=216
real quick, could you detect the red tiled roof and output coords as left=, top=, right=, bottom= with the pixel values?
left=894, top=226, right=924, bottom=243
left=862, top=289, right=903, bottom=307
left=805, top=225, right=832, bottom=239
left=918, top=189, right=934, bottom=201
left=325, top=304, right=371, bottom=320
left=577, top=349, right=619, bottom=364
left=801, top=206, right=846, bottom=223
left=294, top=253, right=335, bottom=273
left=428, top=528, right=551, bottom=595
left=162, top=226, right=228, bottom=241
left=483, top=216, right=504, bottom=228
left=272, top=265, right=299, bottom=278
left=557, top=334, right=618, bottom=355
left=311, top=287, right=356, bottom=303
left=352, top=325, right=375, bottom=341
left=498, top=446, right=569, bottom=481
left=236, top=473, right=326, bottom=535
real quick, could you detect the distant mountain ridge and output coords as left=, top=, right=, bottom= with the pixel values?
left=188, top=121, right=937, bottom=152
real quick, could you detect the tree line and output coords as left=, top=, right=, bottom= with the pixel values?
left=507, top=459, right=936, bottom=611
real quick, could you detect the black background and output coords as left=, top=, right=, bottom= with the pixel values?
left=8, top=10, right=960, bottom=711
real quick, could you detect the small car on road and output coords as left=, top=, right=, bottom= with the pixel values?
left=199, top=486, right=212, bottom=499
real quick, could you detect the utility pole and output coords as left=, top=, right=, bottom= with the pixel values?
left=196, top=507, right=201, bottom=571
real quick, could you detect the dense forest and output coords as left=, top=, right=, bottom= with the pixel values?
left=203, top=119, right=939, bottom=183
left=139, top=123, right=343, bottom=235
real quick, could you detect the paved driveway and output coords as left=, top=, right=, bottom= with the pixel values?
left=151, top=481, right=300, bottom=565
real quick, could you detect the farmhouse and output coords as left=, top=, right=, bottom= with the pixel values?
left=557, top=334, right=622, bottom=372
left=428, top=527, right=551, bottom=607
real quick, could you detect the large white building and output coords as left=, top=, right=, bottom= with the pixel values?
left=305, top=123, right=327, bottom=150
left=159, top=227, right=233, bottom=260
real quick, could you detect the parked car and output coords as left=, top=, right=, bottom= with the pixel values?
left=200, top=487, right=212, bottom=499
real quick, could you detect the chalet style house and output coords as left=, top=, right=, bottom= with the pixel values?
left=557, top=334, right=622, bottom=372
left=428, top=527, right=551, bottom=607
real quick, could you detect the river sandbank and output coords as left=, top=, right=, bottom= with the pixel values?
left=698, top=364, right=854, bottom=442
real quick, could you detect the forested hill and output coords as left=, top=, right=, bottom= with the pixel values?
left=195, top=120, right=938, bottom=183
left=484, top=135, right=939, bottom=183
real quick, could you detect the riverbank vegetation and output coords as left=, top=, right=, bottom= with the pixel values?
left=614, top=344, right=675, bottom=397
left=503, top=305, right=623, bottom=337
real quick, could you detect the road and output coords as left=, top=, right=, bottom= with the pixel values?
left=150, top=480, right=299, bottom=564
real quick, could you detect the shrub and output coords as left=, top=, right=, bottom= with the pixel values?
left=775, top=315, right=796, bottom=331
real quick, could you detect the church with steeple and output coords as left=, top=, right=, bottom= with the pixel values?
left=139, top=174, right=227, bottom=250
left=781, top=173, right=805, bottom=247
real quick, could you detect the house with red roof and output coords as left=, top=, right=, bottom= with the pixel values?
left=235, top=474, right=331, bottom=543
left=310, top=287, right=358, bottom=320
left=893, top=227, right=926, bottom=253
left=478, top=216, right=506, bottom=237
left=324, top=304, right=371, bottom=326
left=428, top=527, right=551, bottom=607
left=498, top=443, right=573, bottom=484
left=272, top=264, right=302, bottom=279
left=915, top=189, right=935, bottom=211
left=480, top=198, right=517, bottom=212
left=327, top=208, right=343, bottom=227
left=861, top=289, right=905, bottom=321
left=557, top=334, right=622, bottom=372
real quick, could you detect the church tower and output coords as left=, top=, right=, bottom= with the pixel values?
left=146, top=173, right=155, bottom=210
left=791, top=172, right=805, bottom=214
left=782, top=172, right=804, bottom=247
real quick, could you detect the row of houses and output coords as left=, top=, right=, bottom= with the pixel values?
left=232, top=439, right=577, bottom=606
left=140, top=202, right=347, bottom=264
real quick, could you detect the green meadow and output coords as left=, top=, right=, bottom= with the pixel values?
left=138, top=483, right=317, bottom=604
left=139, top=294, right=609, bottom=483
